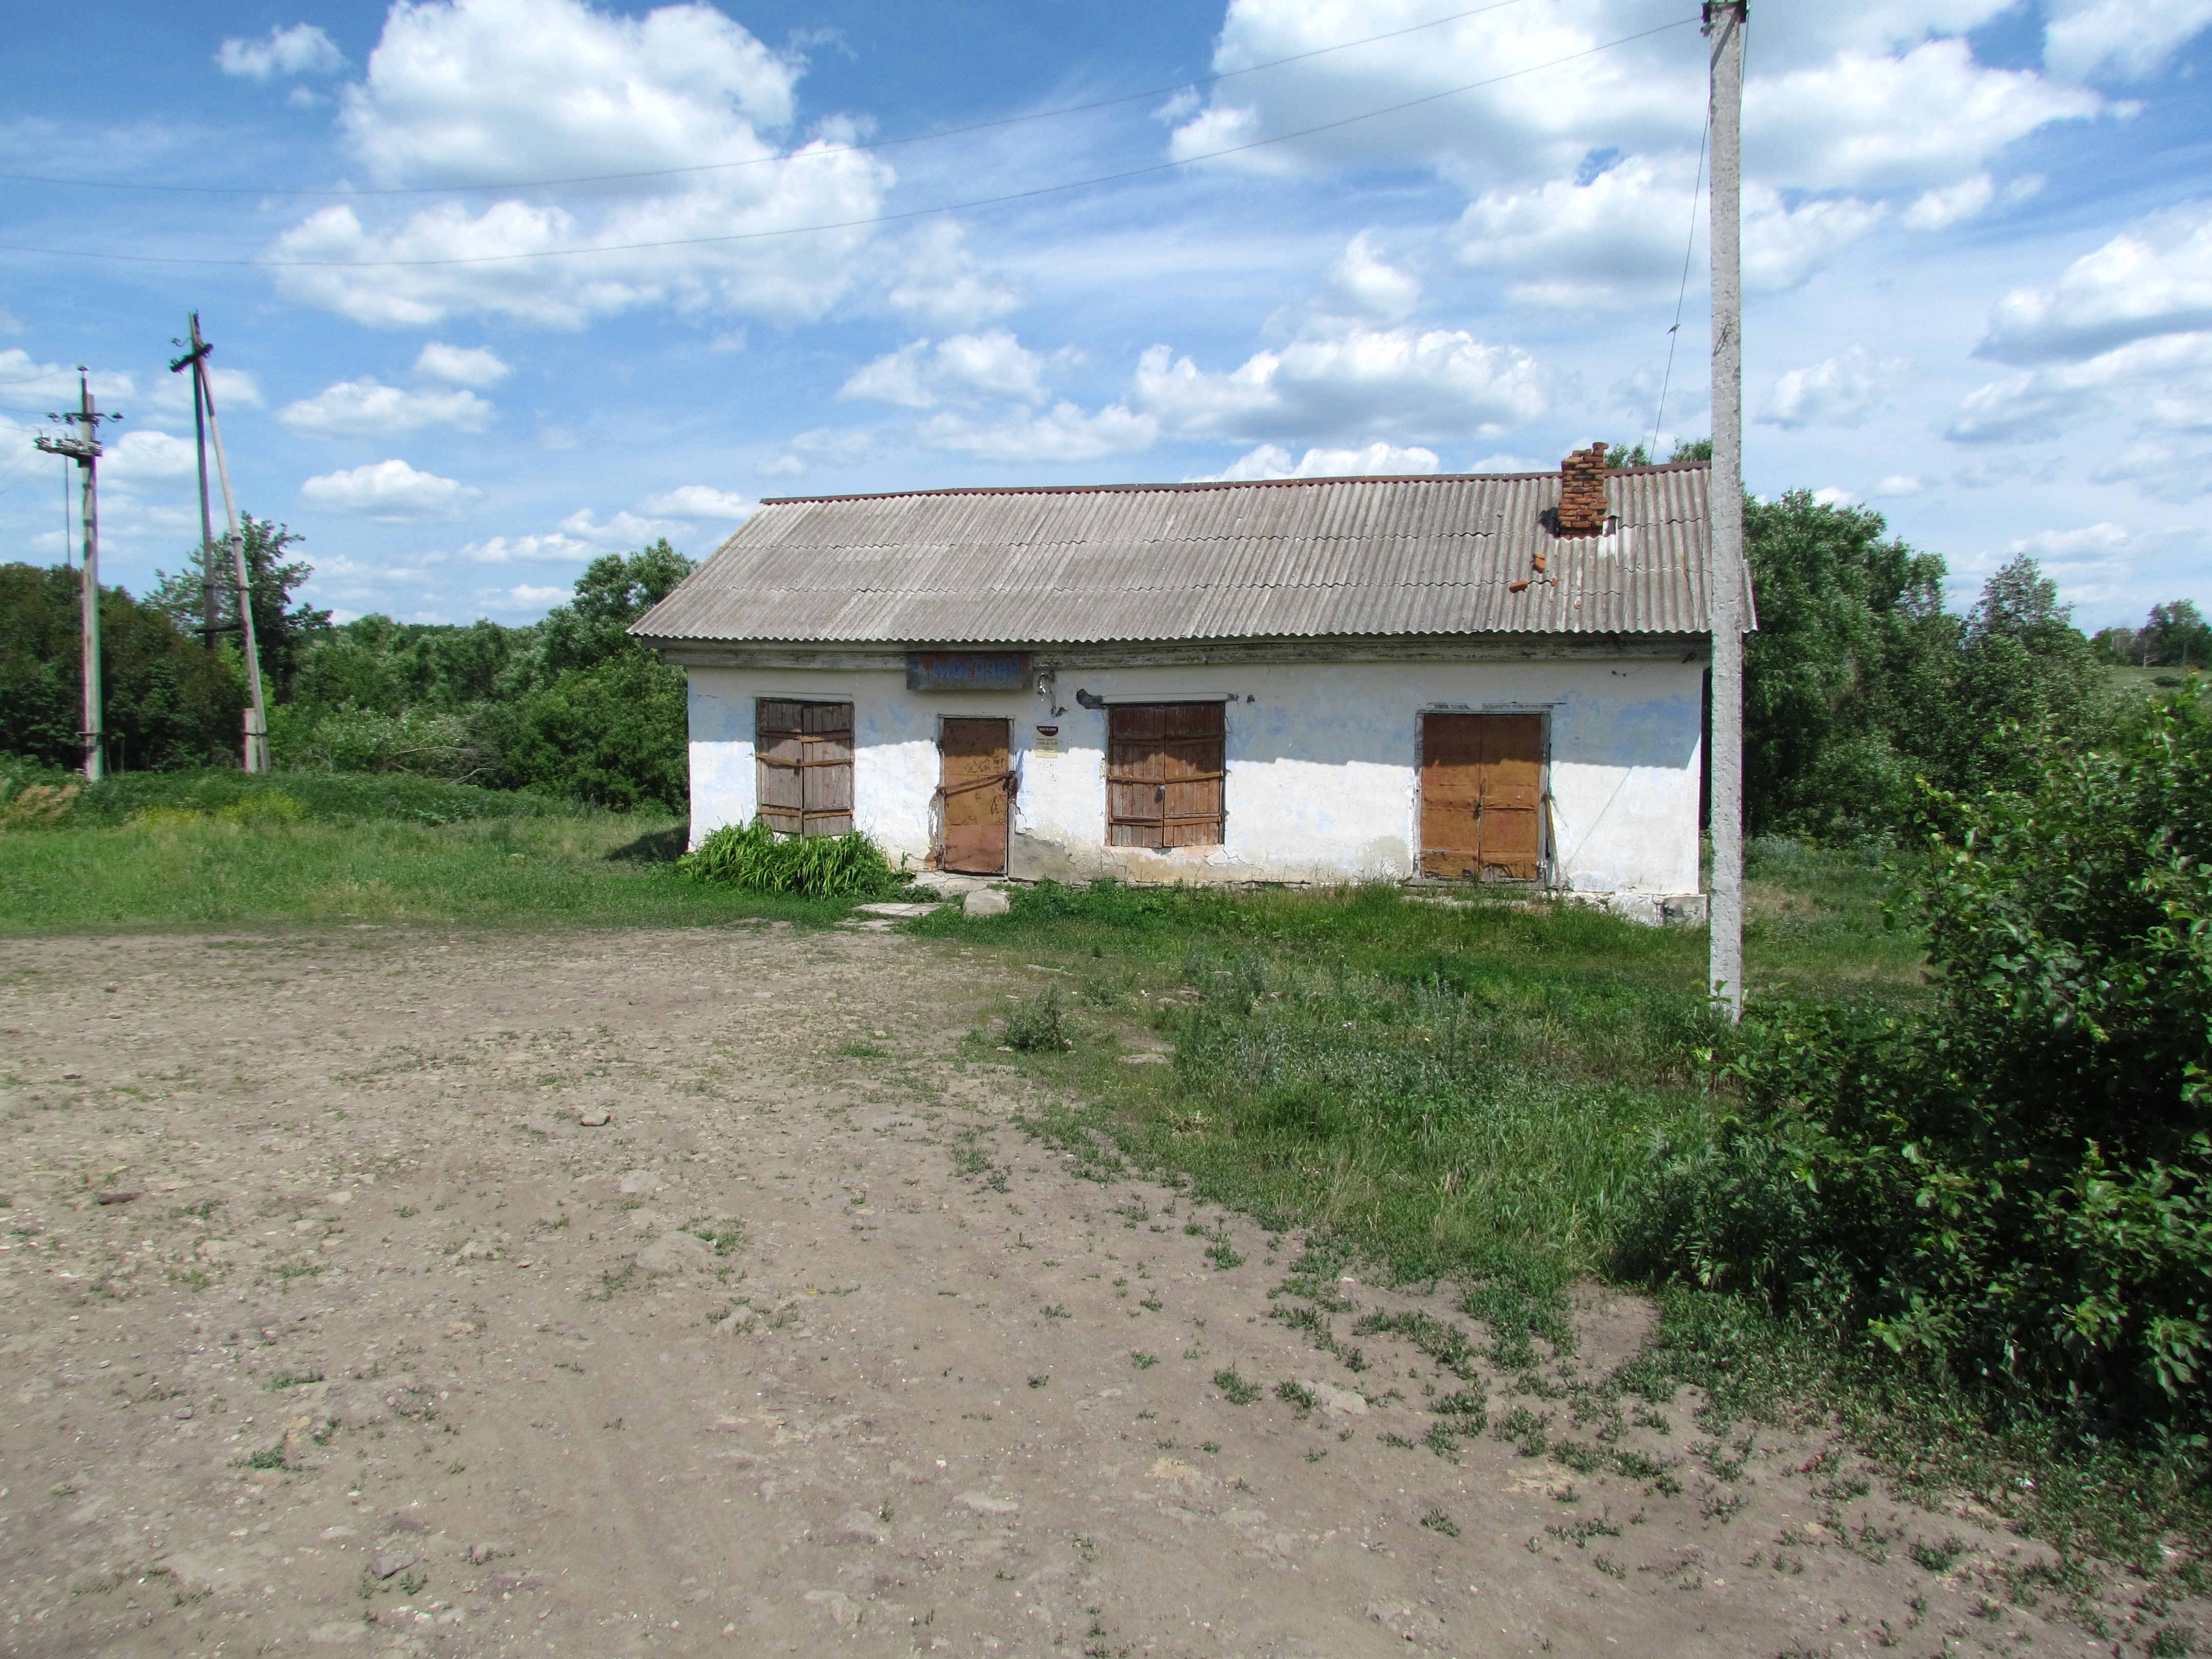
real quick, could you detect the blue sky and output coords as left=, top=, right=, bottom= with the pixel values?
left=3, top=0, right=2209, bottom=631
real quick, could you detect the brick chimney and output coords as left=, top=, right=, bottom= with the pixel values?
left=1557, top=443, right=1610, bottom=538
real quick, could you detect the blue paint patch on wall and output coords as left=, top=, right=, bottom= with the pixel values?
left=1557, top=694, right=1700, bottom=770
left=907, top=651, right=1031, bottom=692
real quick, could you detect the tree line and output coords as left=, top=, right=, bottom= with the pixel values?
left=0, top=529, right=692, bottom=810
left=1, top=495, right=2202, bottom=829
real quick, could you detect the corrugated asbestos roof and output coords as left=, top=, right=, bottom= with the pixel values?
left=631, top=464, right=1733, bottom=645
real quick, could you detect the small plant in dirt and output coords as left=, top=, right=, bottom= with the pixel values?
left=1496, top=1406, right=1550, bottom=1457
left=1432, top=1389, right=1487, bottom=1432
left=1545, top=1510, right=1622, bottom=1547
left=1213, top=1366, right=1261, bottom=1405
left=1131, top=1352, right=1159, bottom=1369
left=1203, top=1227, right=1244, bottom=1271
left=685, top=1218, right=747, bottom=1256
left=1275, top=1380, right=1317, bottom=1414
left=678, top=819, right=906, bottom=898
left=1910, top=1535, right=1967, bottom=1573
left=1419, top=1507, right=1461, bottom=1537
left=1004, top=988, right=1074, bottom=1053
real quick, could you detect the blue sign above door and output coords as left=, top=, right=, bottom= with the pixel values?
left=907, top=651, right=1032, bottom=693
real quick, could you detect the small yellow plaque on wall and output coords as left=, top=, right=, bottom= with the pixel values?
left=1034, top=725, right=1059, bottom=757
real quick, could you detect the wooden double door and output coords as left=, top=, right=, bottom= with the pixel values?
left=1419, top=712, right=1545, bottom=882
left=939, top=717, right=1013, bottom=875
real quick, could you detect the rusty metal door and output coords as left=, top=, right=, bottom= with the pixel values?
left=1107, top=703, right=1225, bottom=847
left=938, top=717, right=1012, bottom=875
left=1419, top=712, right=1544, bottom=881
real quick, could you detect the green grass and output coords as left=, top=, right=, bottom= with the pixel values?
left=919, top=862, right=2212, bottom=1576
left=0, top=768, right=853, bottom=933
left=916, top=865, right=1921, bottom=1302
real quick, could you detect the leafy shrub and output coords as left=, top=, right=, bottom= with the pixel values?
left=1, top=755, right=80, bottom=826
left=269, top=703, right=488, bottom=780
left=1625, top=699, right=2212, bottom=1432
left=480, top=649, right=689, bottom=811
left=677, top=819, right=903, bottom=897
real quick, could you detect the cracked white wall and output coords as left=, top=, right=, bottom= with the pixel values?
left=685, top=656, right=1703, bottom=895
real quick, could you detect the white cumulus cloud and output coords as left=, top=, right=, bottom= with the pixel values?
left=1320, top=233, right=1420, bottom=323
left=640, top=485, right=756, bottom=520
left=99, top=429, right=201, bottom=484
left=1164, top=1, right=2099, bottom=332
left=2086, top=439, right=2212, bottom=501
left=301, top=459, right=481, bottom=520
left=218, top=23, right=346, bottom=81
left=1744, top=40, right=2098, bottom=194
left=1950, top=332, right=2212, bottom=443
left=1132, top=327, right=1545, bottom=443
left=1977, top=202, right=2212, bottom=364
left=917, top=403, right=1158, bottom=464
left=840, top=331, right=1051, bottom=409
left=885, top=222, right=1024, bottom=330
left=1195, top=441, right=1441, bottom=481
left=1760, top=347, right=1913, bottom=429
left=1458, top=162, right=1887, bottom=305
left=278, top=379, right=495, bottom=439
left=2046, top=0, right=2212, bottom=81
left=268, top=0, right=891, bottom=329
left=413, top=342, right=509, bottom=388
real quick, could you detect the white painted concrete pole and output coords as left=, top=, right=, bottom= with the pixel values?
left=1706, top=1, right=1747, bottom=1022
left=77, top=376, right=104, bottom=785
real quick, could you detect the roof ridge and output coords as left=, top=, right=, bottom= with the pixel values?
left=759, top=460, right=1710, bottom=508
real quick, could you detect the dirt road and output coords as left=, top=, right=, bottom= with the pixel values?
left=0, top=923, right=2175, bottom=1657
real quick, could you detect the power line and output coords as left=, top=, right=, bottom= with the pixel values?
left=0, top=16, right=1700, bottom=271
left=0, top=0, right=1549, bottom=200
left=1647, top=109, right=1710, bottom=458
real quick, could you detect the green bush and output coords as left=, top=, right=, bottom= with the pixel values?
left=269, top=702, right=489, bottom=780
left=481, top=649, right=689, bottom=811
left=677, top=819, right=904, bottom=897
left=1, top=563, right=248, bottom=772
left=1625, top=697, right=2212, bottom=1432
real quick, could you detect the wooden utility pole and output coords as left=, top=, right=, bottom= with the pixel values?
left=169, top=316, right=222, bottom=649
left=1705, top=0, right=1747, bottom=1022
left=33, top=373, right=119, bottom=783
left=167, top=316, right=269, bottom=772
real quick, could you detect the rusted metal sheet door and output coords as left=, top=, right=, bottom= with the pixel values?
left=1107, top=703, right=1225, bottom=848
left=756, top=699, right=854, bottom=837
left=1419, top=712, right=1544, bottom=881
left=939, top=717, right=1011, bottom=875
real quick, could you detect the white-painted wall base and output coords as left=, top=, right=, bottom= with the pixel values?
left=684, top=655, right=1705, bottom=898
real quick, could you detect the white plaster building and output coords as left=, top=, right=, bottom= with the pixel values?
left=632, top=451, right=1742, bottom=917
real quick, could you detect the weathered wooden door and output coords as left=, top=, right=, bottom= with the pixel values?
left=1419, top=712, right=1544, bottom=881
left=939, top=717, right=1012, bottom=875
left=1107, top=703, right=1226, bottom=847
left=755, top=699, right=854, bottom=837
